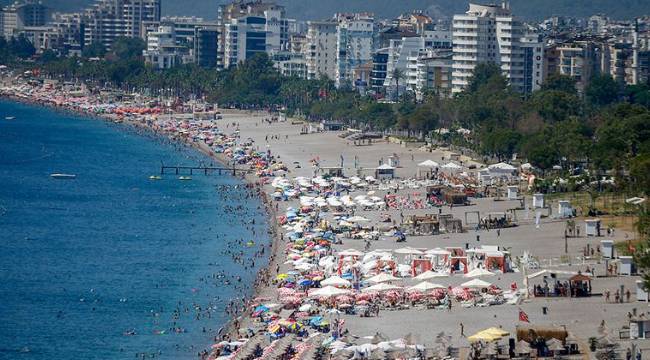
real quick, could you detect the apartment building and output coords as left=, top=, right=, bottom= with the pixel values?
left=335, top=13, right=375, bottom=87
left=451, top=3, right=542, bottom=94
left=304, top=20, right=337, bottom=80
left=1, top=0, right=49, bottom=39
left=216, top=0, right=288, bottom=70
left=83, top=0, right=160, bottom=50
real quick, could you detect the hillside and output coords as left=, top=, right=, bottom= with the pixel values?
left=2, top=0, right=648, bottom=21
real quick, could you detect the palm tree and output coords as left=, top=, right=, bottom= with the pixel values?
left=392, top=68, right=404, bottom=101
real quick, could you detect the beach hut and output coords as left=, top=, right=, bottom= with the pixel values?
left=628, top=313, right=650, bottom=339
left=568, top=274, right=592, bottom=297
left=532, top=193, right=544, bottom=208
left=507, top=185, right=518, bottom=200
left=585, top=219, right=601, bottom=236
left=619, top=256, right=634, bottom=276
left=558, top=200, right=573, bottom=218
left=375, top=164, right=395, bottom=180
left=636, top=280, right=649, bottom=301
left=321, top=166, right=344, bottom=178
left=600, top=240, right=614, bottom=259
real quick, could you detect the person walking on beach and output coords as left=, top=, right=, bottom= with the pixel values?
left=460, top=322, right=465, bottom=337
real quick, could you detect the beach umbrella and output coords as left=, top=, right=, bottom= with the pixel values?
left=367, top=273, right=399, bottom=284
left=363, top=283, right=401, bottom=293
left=394, top=247, right=424, bottom=255
left=482, top=327, right=509, bottom=337
left=414, top=270, right=448, bottom=281
left=467, top=330, right=503, bottom=343
left=461, top=278, right=492, bottom=289
left=463, top=268, right=495, bottom=278
left=321, top=275, right=351, bottom=287
left=407, top=281, right=445, bottom=292
left=309, top=286, right=351, bottom=298
left=339, top=249, right=364, bottom=257
left=347, top=215, right=370, bottom=223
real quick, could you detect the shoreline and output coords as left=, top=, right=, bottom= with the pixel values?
left=0, top=91, right=283, bottom=357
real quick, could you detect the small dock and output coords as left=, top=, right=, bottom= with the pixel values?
left=160, top=164, right=254, bottom=176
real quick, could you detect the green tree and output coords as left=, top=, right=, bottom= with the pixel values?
left=82, top=42, right=107, bottom=58
left=586, top=75, right=620, bottom=108
left=541, top=73, right=577, bottom=95
left=109, top=37, right=145, bottom=61
left=392, top=68, right=404, bottom=100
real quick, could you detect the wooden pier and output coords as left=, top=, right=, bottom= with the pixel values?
left=160, top=163, right=254, bottom=176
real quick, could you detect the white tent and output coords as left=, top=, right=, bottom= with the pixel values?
left=414, top=270, right=449, bottom=281
left=320, top=275, right=351, bottom=287
left=362, top=283, right=402, bottom=293
left=394, top=247, right=424, bottom=255
left=418, top=160, right=440, bottom=168
left=407, top=281, right=445, bottom=292
left=441, top=162, right=462, bottom=172
left=463, top=268, right=495, bottom=278
left=367, top=272, right=399, bottom=284
left=461, top=278, right=492, bottom=288
left=488, top=162, right=516, bottom=171
left=376, top=164, right=395, bottom=170
left=347, top=215, right=370, bottom=223
left=310, top=286, right=351, bottom=298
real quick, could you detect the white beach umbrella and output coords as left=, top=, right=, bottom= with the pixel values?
left=461, top=278, right=492, bottom=289
left=367, top=272, right=399, bottom=284
left=413, top=270, right=448, bottom=281
left=310, top=286, right=351, bottom=298
left=407, top=281, right=445, bottom=292
left=321, top=275, right=351, bottom=287
left=347, top=215, right=370, bottom=223
left=362, top=283, right=402, bottom=293
left=463, top=268, right=495, bottom=278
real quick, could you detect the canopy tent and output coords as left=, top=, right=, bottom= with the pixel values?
left=394, top=247, right=424, bottom=255
left=418, top=160, right=440, bottom=168
left=463, top=268, right=495, bottom=278
left=461, top=278, right=492, bottom=289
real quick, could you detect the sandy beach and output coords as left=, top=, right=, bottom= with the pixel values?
left=2, top=75, right=647, bottom=359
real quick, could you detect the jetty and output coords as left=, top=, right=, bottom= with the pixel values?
left=160, top=164, right=254, bottom=176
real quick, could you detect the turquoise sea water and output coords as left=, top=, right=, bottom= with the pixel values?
left=0, top=100, right=270, bottom=359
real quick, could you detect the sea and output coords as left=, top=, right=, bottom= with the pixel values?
left=0, top=100, right=270, bottom=360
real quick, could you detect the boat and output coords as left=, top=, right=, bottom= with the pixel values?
left=50, top=173, right=76, bottom=179
left=178, top=176, right=192, bottom=181
left=149, top=175, right=162, bottom=180
left=5, top=116, right=15, bottom=120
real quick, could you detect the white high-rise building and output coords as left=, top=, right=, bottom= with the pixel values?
left=216, top=1, right=288, bottom=70
left=335, top=13, right=375, bottom=87
left=451, top=2, right=542, bottom=94
left=304, top=20, right=337, bottom=80
left=83, top=0, right=161, bottom=50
